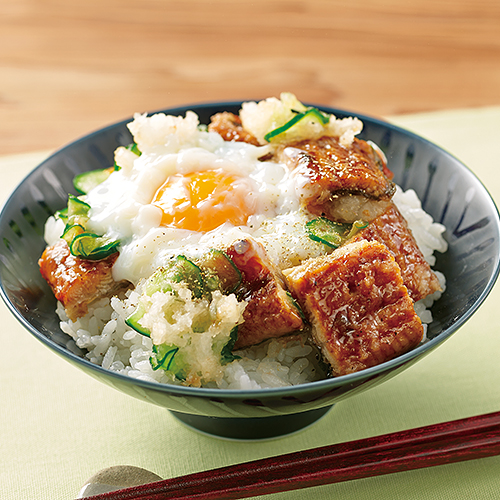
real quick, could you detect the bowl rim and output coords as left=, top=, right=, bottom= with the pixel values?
left=1, top=100, right=500, bottom=400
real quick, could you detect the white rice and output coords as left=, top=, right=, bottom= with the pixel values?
left=393, top=186, right=447, bottom=334
left=57, top=185, right=447, bottom=389
left=58, top=297, right=325, bottom=388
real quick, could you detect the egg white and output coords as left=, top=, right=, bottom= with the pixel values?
left=50, top=112, right=328, bottom=285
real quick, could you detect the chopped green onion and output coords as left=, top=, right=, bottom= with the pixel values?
left=113, top=142, right=141, bottom=170
left=126, top=143, right=141, bottom=156
left=264, top=107, right=329, bottom=142
left=220, top=326, right=241, bottom=365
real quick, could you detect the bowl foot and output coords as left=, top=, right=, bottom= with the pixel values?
left=169, top=406, right=334, bottom=440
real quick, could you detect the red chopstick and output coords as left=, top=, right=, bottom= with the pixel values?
left=82, top=410, right=500, bottom=500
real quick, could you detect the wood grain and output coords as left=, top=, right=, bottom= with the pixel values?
left=1, top=0, right=500, bottom=154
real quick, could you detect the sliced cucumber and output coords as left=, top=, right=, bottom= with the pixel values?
left=346, top=220, right=369, bottom=239
left=125, top=254, right=242, bottom=381
left=195, top=249, right=242, bottom=294
left=67, top=194, right=91, bottom=217
left=306, top=217, right=350, bottom=248
left=126, top=256, right=205, bottom=336
left=285, top=291, right=306, bottom=321
left=62, top=223, right=85, bottom=245
left=144, top=256, right=205, bottom=299
left=264, top=107, right=329, bottom=142
left=55, top=207, right=68, bottom=222
left=69, top=232, right=120, bottom=260
left=125, top=303, right=150, bottom=337
left=73, top=167, right=113, bottom=195
left=150, top=344, right=178, bottom=370
left=306, top=217, right=369, bottom=249
left=150, top=344, right=187, bottom=380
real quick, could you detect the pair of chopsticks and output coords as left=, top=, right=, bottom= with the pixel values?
left=83, top=410, right=500, bottom=500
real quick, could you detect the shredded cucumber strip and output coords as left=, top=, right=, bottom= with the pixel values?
left=264, top=107, right=329, bottom=142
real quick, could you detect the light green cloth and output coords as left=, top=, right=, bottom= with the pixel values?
left=1, top=107, right=500, bottom=500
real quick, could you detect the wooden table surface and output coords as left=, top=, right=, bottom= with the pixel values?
left=2, top=0, right=500, bottom=155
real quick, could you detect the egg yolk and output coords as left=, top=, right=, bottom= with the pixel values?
left=152, top=169, right=255, bottom=232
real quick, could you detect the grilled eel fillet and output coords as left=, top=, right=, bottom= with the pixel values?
left=225, top=238, right=304, bottom=349
left=210, top=112, right=395, bottom=224
left=283, top=240, right=424, bottom=376
left=276, top=135, right=395, bottom=223
left=39, top=240, right=129, bottom=322
left=208, top=112, right=260, bottom=146
left=350, top=202, right=442, bottom=302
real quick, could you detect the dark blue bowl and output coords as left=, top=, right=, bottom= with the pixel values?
left=1, top=102, right=499, bottom=440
